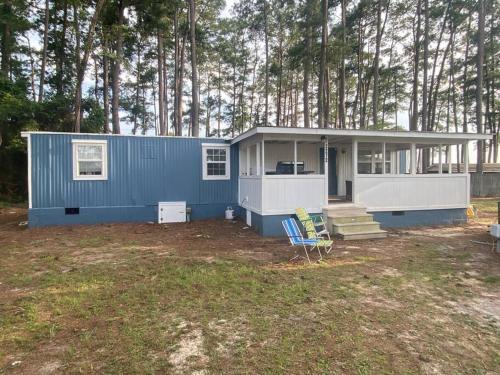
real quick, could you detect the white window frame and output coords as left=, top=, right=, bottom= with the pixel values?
left=202, top=143, right=230, bottom=180
left=72, top=139, right=108, bottom=180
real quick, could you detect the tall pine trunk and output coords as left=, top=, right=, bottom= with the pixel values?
left=372, top=0, right=382, bottom=128
left=103, top=35, right=110, bottom=133
left=189, top=0, right=199, bottom=137
left=476, top=0, right=485, bottom=172
left=302, top=0, right=312, bottom=128
left=264, top=0, right=269, bottom=127
left=111, top=0, right=124, bottom=134
left=410, top=0, right=422, bottom=131
left=38, top=0, right=49, bottom=102
left=318, top=0, right=328, bottom=128
left=56, top=1, right=68, bottom=96
left=74, top=0, right=105, bottom=132
left=338, top=0, right=346, bottom=128
left=157, top=30, right=166, bottom=135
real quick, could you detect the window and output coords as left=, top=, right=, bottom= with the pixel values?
left=202, top=144, right=230, bottom=180
left=72, top=140, right=108, bottom=180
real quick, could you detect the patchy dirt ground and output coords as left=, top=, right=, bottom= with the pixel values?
left=0, top=199, right=499, bottom=374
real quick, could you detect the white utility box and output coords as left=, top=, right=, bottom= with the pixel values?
left=158, top=202, right=187, bottom=223
left=491, top=224, right=500, bottom=238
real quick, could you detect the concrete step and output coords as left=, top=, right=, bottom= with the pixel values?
left=333, top=221, right=381, bottom=235
left=338, top=230, right=388, bottom=241
left=329, top=214, right=374, bottom=225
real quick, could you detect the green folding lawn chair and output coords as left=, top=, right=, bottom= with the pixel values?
left=295, top=208, right=333, bottom=254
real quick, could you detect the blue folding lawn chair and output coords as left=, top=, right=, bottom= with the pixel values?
left=282, top=218, right=322, bottom=263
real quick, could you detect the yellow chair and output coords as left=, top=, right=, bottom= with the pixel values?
left=295, top=208, right=333, bottom=254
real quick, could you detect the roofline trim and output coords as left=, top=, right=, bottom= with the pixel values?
left=20, top=131, right=230, bottom=141
left=230, top=127, right=493, bottom=144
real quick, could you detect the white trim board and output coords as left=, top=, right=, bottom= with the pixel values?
left=27, top=134, right=32, bottom=208
left=231, top=127, right=493, bottom=144
left=21, top=131, right=231, bottom=141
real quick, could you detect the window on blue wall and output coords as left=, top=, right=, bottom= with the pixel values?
left=202, top=144, right=230, bottom=180
left=72, top=140, right=108, bottom=180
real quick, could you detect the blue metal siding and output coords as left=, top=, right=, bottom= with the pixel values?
left=372, top=208, right=467, bottom=228
left=30, top=133, right=238, bottom=225
left=247, top=208, right=467, bottom=237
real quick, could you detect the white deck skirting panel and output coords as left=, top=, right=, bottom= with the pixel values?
left=239, top=175, right=326, bottom=215
left=239, top=176, right=262, bottom=213
left=262, top=175, right=326, bottom=215
left=355, top=174, right=470, bottom=211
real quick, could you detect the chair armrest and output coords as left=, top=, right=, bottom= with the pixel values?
left=310, top=215, right=326, bottom=226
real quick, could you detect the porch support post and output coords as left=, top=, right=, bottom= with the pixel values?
left=447, top=146, right=452, bottom=174
left=256, top=142, right=261, bottom=176
left=464, top=142, right=469, bottom=173
left=293, top=140, right=298, bottom=175
left=246, top=145, right=250, bottom=175
left=382, top=142, right=386, bottom=175
left=370, top=150, right=375, bottom=174
left=410, top=143, right=417, bottom=175
left=438, top=144, right=443, bottom=174
left=352, top=139, right=357, bottom=204
left=261, top=139, right=265, bottom=176
left=324, top=137, right=329, bottom=206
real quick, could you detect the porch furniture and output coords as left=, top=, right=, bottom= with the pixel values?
left=295, top=208, right=333, bottom=254
left=282, top=218, right=323, bottom=263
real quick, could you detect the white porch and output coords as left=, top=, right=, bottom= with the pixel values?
left=234, top=128, right=491, bottom=218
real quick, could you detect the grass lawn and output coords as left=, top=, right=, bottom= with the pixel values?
left=0, top=199, right=499, bottom=374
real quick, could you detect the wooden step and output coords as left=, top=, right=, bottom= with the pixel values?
left=323, top=207, right=367, bottom=217
left=329, top=214, right=374, bottom=224
left=333, top=221, right=381, bottom=235
left=338, top=230, right=388, bottom=241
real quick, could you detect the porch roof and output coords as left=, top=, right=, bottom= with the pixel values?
left=231, top=127, right=492, bottom=145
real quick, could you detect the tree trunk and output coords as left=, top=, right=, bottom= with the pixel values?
left=302, top=1, right=312, bottom=128
left=38, top=0, right=50, bottom=101
left=157, top=30, right=166, bottom=135
left=73, top=4, right=81, bottom=130
left=56, top=1, right=68, bottom=96
left=426, top=3, right=450, bottom=131
left=276, top=36, right=283, bottom=127
left=103, top=35, right=110, bottom=133
left=476, top=0, right=485, bottom=172
left=249, top=42, right=258, bottom=128
left=206, top=70, right=211, bottom=137
left=163, top=40, right=169, bottom=133
left=132, top=38, right=141, bottom=135
left=189, top=0, right=199, bottom=137
left=372, top=0, right=383, bottom=128
left=264, top=0, right=269, bottom=127
left=0, top=0, right=12, bottom=78
left=177, top=33, right=187, bottom=136
left=338, top=0, right=346, bottom=128
left=173, top=10, right=179, bottom=135
left=318, top=0, right=328, bottom=128
left=111, top=0, right=124, bottom=134
left=23, top=35, right=36, bottom=101
left=217, top=56, right=222, bottom=137
left=421, top=0, right=429, bottom=133
left=410, top=0, right=422, bottom=131
left=74, top=0, right=105, bottom=132
left=429, top=27, right=453, bottom=133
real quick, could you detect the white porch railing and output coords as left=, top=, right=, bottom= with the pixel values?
left=239, top=175, right=326, bottom=215
left=355, top=174, right=470, bottom=211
